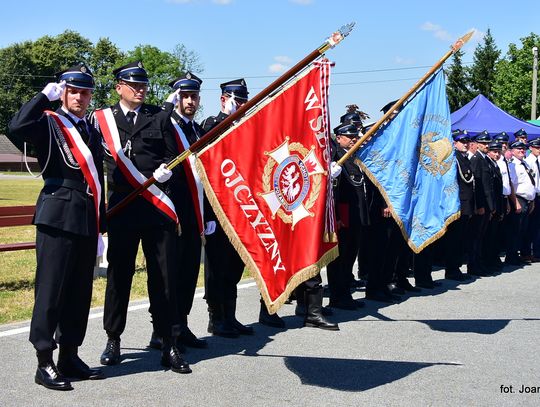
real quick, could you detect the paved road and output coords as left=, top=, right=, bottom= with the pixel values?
left=1, top=265, right=540, bottom=407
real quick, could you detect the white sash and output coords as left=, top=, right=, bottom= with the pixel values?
left=95, top=108, right=178, bottom=223
left=45, top=110, right=102, bottom=232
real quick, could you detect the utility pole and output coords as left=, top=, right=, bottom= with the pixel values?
left=533, top=46, right=538, bottom=120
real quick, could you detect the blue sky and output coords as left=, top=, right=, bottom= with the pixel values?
left=1, top=0, right=538, bottom=125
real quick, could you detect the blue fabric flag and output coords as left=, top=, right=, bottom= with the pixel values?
left=356, top=69, right=459, bottom=253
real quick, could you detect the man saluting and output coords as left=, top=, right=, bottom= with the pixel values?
left=9, top=64, right=106, bottom=390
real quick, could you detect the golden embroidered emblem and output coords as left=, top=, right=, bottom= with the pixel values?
left=419, top=131, right=453, bottom=176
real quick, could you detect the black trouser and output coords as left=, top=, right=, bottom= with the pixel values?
left=468, top=212, right=489, bottom=271
left=204, top=224, right=244, bottom=303
left=444, top=215, right=469, bottom=272
left=30, top=225, right=96, bottom=353
left=327, top=225, right=359, bottom=302
left=522, top=195, right=540, bottom=257
left=365, top=220, right=394, bottom=293
left=506, top=197, right=531, bottom=260
left=295, top=274, right=323, bottom=300
left=483, top=212, right=504, bottom=266
left=176, top=223, right=202, bottom=316
left=104, top=222, right=179, bottom=338
left=414, top=245, right=434, bottom=284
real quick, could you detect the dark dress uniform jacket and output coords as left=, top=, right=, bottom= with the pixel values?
left=9, top=93, right=106, bottom=234
left=455, top=151, right=475, bottom=216
left=470, top=152, right=497, bottom=212
left=332, top=145, right=377, bottom=227
left=103, top=103, right=177, bottom=227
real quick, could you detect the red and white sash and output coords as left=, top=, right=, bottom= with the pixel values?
left=45, top=110, right=102, bottom=232
left=94, top=108, right=178, bottom=224
left=171, top=119, right=204, bottom=234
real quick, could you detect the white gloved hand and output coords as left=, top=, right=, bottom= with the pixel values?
left=223, top=96, right=238, bottom=115
left=204, top=221, right=216, bottom=236
left=166, top=89, right=180, bottom=106
left=330, top=161, right=342, bottom=179
left=153, top=163, right=172, bottom=183
left=97, top=233, right=106, bottom=257
left=41, top=80, right=66, bottom=101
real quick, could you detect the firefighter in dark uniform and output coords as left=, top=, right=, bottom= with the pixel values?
left=482, top=141, right=505, bottom=270
left=326, top=123, right=370, bottom=309
left=468, top=131, right=494, bottom=276
left=200, top=79, right=262, bottom=336
left=442, top=130, right=475, bottom=280
left=98, top=62, right=190, bottom=374
left=148, top=72, right=208, bottom=350
left=9, top=64, right=106, bottom=390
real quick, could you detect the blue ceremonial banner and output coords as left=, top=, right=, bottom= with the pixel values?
left=356, top=69, right=459, bottom=253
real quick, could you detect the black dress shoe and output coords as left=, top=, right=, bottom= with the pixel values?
left=445, top=271, right=472, bottom=281
left=415, top=280, right=434, bottom=289
left=161, top=345, right=192, bottom=374
left=148, top=332, right=163, bottom=350
left=100, top=338, right=121, bottom=366
left=329, top=297, right=362, bottom=310
left=366, top=290, right=401, bottom=304
left=388, top=284, right=406, bottom=295
left=396, top=280, right=422, bottom=292
left=178, top=328, right=208, bottom=349
left=259, top=304, right=286, bottom=328
left=35, top=362, right=73, bottom=391
left=58, top=355, right=104, bottom=380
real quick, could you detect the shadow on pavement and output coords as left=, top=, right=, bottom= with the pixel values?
left=282, top=355, right=460, bottom=391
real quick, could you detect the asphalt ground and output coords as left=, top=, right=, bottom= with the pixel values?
left=1, top=264, right=540, bottom=407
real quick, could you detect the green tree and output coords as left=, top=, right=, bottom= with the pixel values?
left=0, top=41, right=36, bottom=150
left=31, top=30, right=93, bottom=79
left=89, top=38, right=125, bottom=109
left=445, top=49, right=473, bottom=112
left=493, top=33, right=540, bottom=119
left=470, top=28, right=500, bottom=100
left=123, top=45, right=183, bottom=105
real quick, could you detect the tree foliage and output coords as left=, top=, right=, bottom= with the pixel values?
left=445, top=49, right=473, bottom=112
left=470, top=29, right=501, bottom=100
left=0, top=30, right=203, bottom=151
left=493, top=33, right=540, bottom=120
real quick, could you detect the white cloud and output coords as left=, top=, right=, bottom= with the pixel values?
left=268, top=56, right=292, bottom=73
left=269, top=63, right=288, bottom=73
left=290, top=0, right=313, bottom=4
left=420, top=21, right=452, bottom=42
left=395, top=56, right=415, bottom=65
left=213, top=0, right=233, bottom=4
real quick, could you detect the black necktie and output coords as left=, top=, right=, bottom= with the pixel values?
left=77, top=120, right=90, bottom=144
left=126, top=111, right=136, bottom=129
left=522, top=161, right=536, bottom=186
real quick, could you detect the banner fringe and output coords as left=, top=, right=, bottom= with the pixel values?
left=195, top=158, right=338, bottom=314
left=356, top=158, right=461, bottom=254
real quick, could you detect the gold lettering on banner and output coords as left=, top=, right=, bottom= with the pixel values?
left=220, top=159, right=286, bottom=275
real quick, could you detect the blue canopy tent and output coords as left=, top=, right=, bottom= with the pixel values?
left=451, top=94, right=540, bottom=140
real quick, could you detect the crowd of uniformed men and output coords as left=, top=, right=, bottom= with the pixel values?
left=7, top=62, right=540, bottom=391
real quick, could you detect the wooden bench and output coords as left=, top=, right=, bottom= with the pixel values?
left=0, top=205, right=36, bottom=252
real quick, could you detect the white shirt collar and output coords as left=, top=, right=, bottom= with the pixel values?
left=118, top=102, right=141, bottom=117
left=61, top=107, right=86, bottom=124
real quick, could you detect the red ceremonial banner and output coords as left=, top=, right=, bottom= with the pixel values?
left=196, top=61, right=338, bottom=313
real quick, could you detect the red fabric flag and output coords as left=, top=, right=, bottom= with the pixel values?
left=196, top=61, right=338, bottom=313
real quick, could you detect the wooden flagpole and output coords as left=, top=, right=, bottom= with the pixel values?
left=337, top=30, right=474, bottom=166
left=107, top=23, right=356, bottom=219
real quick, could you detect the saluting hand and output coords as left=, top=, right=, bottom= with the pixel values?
left=223, top=97, right=238, bottom=115
left=41, top=80, right=66, bottom=101
left=166, top=89, right=180, bottom=106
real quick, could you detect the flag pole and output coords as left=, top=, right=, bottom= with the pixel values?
left=107, top=23, right=356, bottom=219
left=337, top=30, right=474, bottom=166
